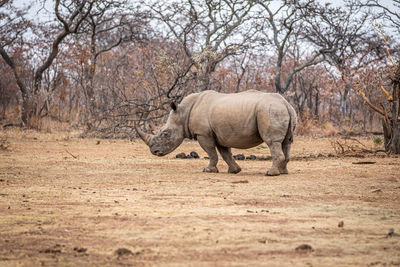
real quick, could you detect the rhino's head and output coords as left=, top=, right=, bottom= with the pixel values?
left=135, top=103, right=185, bottom=156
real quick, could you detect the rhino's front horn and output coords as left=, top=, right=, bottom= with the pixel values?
left=135, top=123, right=153, bottom=145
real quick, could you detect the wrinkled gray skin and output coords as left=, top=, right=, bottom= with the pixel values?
left=135, top=90, right=297, bottom=176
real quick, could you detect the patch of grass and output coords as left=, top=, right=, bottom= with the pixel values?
left=372, top=136, right=382, bottom=147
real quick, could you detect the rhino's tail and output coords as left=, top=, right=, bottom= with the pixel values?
left=284, top=103, right=297, bottom=144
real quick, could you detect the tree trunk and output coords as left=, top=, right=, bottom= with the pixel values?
left=391, top=121, right=400, bottom=153
left=383, top=67, right=400, bottom=154
left=341, top=84, right=350, bottom=119
left=21, top=93, right=32, bottom=126
left=389, top=68, right=400, bottom=153
left=314, top=89, right=319, bottom=120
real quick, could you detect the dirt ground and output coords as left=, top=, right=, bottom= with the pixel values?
left=1, top=129, right=399, bottom=266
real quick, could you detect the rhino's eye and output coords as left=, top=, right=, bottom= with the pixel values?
left=161, top=130, right=170, bottom=137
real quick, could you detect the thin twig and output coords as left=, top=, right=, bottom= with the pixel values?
left=65, top=149, right=78, bottom=159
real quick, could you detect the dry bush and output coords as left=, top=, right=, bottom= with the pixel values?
left=320, top=122, right=338, bottom=137
left=0, top=136, right=10, bottom=150
left=297, top=117, right=339, bottom=137
left=37, top=117, right=72, bottom=133
left=296, top=117, right=315, bottom=136
left=330, top=137, right=380, bottom=156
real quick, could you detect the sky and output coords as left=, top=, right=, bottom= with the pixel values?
left=12, top=0, right=399, bottom=18
left=9, top=0, right=399, bottom=37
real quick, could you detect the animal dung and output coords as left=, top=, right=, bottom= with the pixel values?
left=233, top=154, right=245, bottom=160
left=190, top=151, right=200, bottom=158
left=175, top=152, right=187, bottom=159
left=175, top=151, right=199, bottom=159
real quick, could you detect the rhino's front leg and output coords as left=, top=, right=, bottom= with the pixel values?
left=217, top=145, right=241, bottom=174
left=197, top=135, right=219, bottom=173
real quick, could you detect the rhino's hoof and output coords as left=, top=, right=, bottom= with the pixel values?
left=279, top=168, right=289, bottom=174
left=266, top=169, right=280, bottom=176
left=228, top=166, right=241, bottom=174
left=203, top=167, right=219, bottom=173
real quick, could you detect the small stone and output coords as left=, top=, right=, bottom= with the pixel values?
left=246, top=155, right=257, bottom=160
left=295, top=244, right=313, bottom=252
left=233, top=154, right=245, bottom=160
left=387, top=228, right=400, bottom=237
left=232, top=180, right=249, bottom=184
left=115, top=248, right=133, bottom=257
left=74, top=247, right=87, bottom=253
left=176, top=152, right=187, bottom=159
left=338, top=221, right=344, bottom=227
left=190, top=151, right=199, bottom=158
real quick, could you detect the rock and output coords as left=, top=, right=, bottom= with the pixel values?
left=246, top=155, right=257, bottom=160
left=352, top=161, right=376, bottom=165
left=190, top=151, right=199, bottom=158
left=115, top=248, right=133, bottom=257
left=233, top=154, right=245, bottom=160
left=295, top=244, right=313, bottom=252
left=41, top=248, right=62, bottom=254
left=232, top=180, right=249, bottom=184
left=74, top=247, right=87, bottom=253
left=40, top=244, right=63, bottom=254
left=175, top=152, right=187, bottom=159
left=338, top=221, right=344, bottom=228
left=387, top=228, right=400, bottom=237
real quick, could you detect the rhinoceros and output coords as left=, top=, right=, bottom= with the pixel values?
left=135, top=90, right=297, bottom=176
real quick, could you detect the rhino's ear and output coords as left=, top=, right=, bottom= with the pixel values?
left=170, top=102, right=177, bottom=111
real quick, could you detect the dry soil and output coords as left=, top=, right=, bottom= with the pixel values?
left=0, top=130, right=399, bottom=266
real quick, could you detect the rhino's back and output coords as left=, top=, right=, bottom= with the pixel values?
left=189, top=90, right=290, bottom=148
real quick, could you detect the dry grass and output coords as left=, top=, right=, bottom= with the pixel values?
left=0, top=129, right=399, bottom=266
left=0, top=137, right=9, bottom=150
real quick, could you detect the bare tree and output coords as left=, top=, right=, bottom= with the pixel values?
left=147, top=0, right=255, bottom=97
left=0, top=0, right=95, bottom=126
left=254, top=0, right=337, bottom=94
left=358, top=0, right=400, bottom=153
left=361, top=0, right=400, bottom=31
left=76, top=0, right=149, bottom=129
left=300, top=0, right=386, bottom=119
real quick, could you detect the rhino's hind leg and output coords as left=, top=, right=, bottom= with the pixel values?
left=266, top=141, right=285, bottom=176
left=197, top=135, right=219, bottom=173
left=280, top=139, right=292, bottom=174
left=217, top=145, right=241, bottom=174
